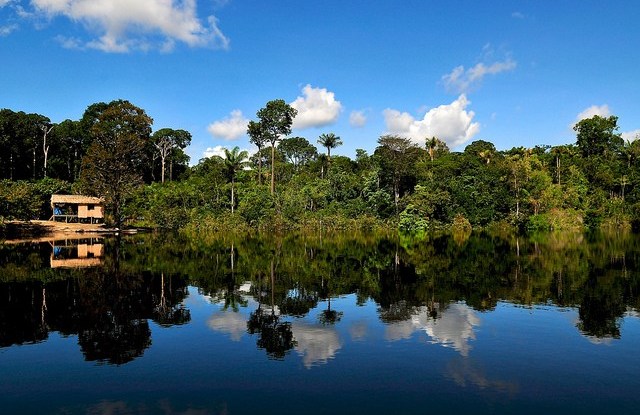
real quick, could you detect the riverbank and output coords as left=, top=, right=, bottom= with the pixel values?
left=1, top=220, right=118, bottom=241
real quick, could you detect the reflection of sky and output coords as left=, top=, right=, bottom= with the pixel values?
left=292, top=322, right=342, bottom=368
left=385, top=303, right=480, bottom=356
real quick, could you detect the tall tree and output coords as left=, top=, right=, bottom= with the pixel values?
left=151, top=128, right=192, bottom=183
left=224, top=146, right=249, bottom=213
left=317, top=133, right=342, bottom=177
left=247, top=120, right=267, bottom=184
left=574, top=115, right=623, bottom=158
left=279, top=136, right=317, bottom=171
left=251, top=100, right=297, bottom=194
left=375, top=135, right=422, bottom=212
left=79, top=100, right=153, bottom=228
left=317, top=133, right=343, bottom=161
left=425, top=136, right=448, bottom=162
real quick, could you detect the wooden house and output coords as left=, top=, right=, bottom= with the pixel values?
left=50, top=195, right=104, bottom=224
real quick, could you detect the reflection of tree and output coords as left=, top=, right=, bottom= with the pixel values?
left=0, top=281, right=49, bottom=346
left=154, top=272, right=191, bottom=326
left=318, top=276, right=342, bottom=326
left=247, top=260, right=297, bottom=359
left=0, top=238, right=191, bottom=364
left=248, top=309, right=296, bottom=359
left=78, top=318, right=151, bottom=365
left=577, top=272, right=625, bottom=338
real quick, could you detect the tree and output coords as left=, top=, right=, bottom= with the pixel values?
left=425, top=136, right=448, bottom=162
left=151, top=128, right=192, bottom=183
left=223, top=146, right=249, bottom=213
left=247, top=120, right=267, bottom=184
left=317, top=133, right=343, bottom=161
left=251, top=100, right=297, bottom=194
left=279, top=136, right=317, bottom=171
left=574, top=115, right=623, bottom=158
left=52, top=119, right=84, bottom=181
left=79, top=100, right=153, bottom=228
left=375, top=135, right=422, bottom=213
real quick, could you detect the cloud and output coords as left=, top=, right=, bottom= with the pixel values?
left=511, top=11, right=525, bottom=19
left=203, top=145, right=253, bottom=161
left=349, top=110, right=367, bottom=128
left=622, top=129, right=640, bottom=142
left=575, top=104, right=611, bottom=122
left=443, top=58, right=516, bottom=94
left=203, top=145, right=225, bottom=159
left=383, top=94, right=480, bottom=148
left=207, top=110, right=249, bottom=141
left=29, top=0, right=229, bottom=52
left=290, top=84, right=342, bottom=129
left=0, top=24, right=17, bottom=36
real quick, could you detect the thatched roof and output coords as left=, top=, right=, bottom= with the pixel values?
left=51, top=194, right=103, bottom=205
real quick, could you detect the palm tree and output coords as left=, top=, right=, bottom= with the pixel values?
left=426, top=136, right=438, bottom=162
left=317, top=133, right=343, bottom=161
left=224, top=146, right=249, bottom=213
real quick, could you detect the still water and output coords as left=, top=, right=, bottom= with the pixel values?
left=1, top=232, right=639, bottom=414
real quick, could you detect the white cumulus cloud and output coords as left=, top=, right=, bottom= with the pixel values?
left=349, top=110, right=367, bottom=128
left=443, top=58, right=517, bottom=94
left=383, top=94, right=480, bottom=148
left=203, top=145, right=226, bottom=159
left=575, top=104, right=611, bottom=122
left=207, top=110, right=249, bottom=141
left=622, top=129, right=640, bottom=142
left=30, top=0, right=229, bottom=52
left=290, top=84, right=342, bottom=129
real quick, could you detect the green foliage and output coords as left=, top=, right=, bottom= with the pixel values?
left=0, top=178, right=70, bottom=220
left=78, top=100, right=153, bottom=228
left=574, top=115, right=623, bottom=158
left=398, top=204, right=430, bottom=235
left=238, top=186, right=274, bottom=225
left=1, top=99, right=638, bottom=235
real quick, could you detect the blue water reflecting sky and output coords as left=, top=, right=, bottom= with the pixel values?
left=2, top=284, right=640, bottom=414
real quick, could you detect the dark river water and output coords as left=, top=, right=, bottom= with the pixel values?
left=1, top=231, right=639, bottom=414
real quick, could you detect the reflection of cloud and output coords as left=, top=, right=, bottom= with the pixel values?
left=292, top=322, right=342, bottom=368
left=385, top=319, right=415, bottom=341
left=85, top=399, right=211, bottom=415
left=348, top=320, right=368, bottom=341
left=207, top=310, right=247, bottom=341
left=585, top=336, right=614, bottom=346
left=446, top=357, right=518, bottom=395
left=424, top=303, right=480, bottom=356
left=385, top=303, right=480, bottom=356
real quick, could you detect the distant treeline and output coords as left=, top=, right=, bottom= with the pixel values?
left=1, top=99, right=639, bottom=234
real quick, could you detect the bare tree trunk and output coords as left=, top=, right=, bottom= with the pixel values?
left=161, top=154, right=166, bottom=183
left=270, top=144, right=275, bottom=194
left=42, top=125, right=53, bottom=178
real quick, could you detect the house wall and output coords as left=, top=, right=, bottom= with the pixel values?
left=78, top=204, right=104, bottom=219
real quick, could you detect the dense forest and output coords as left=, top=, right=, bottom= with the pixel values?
left=1, top=98, right=639, bottom=235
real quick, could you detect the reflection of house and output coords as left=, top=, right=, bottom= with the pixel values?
left=50, top=195, right=104, bottom=224
left=50, top=238, right=104, bottom=268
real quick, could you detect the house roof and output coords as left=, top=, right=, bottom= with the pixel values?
left=51, top=194, right=104, bottom=205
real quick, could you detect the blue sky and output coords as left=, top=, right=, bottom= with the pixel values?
left=1, top=1, right=639, bottom=164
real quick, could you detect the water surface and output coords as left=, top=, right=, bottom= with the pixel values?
left=1, top=232, right=639, bottom=414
